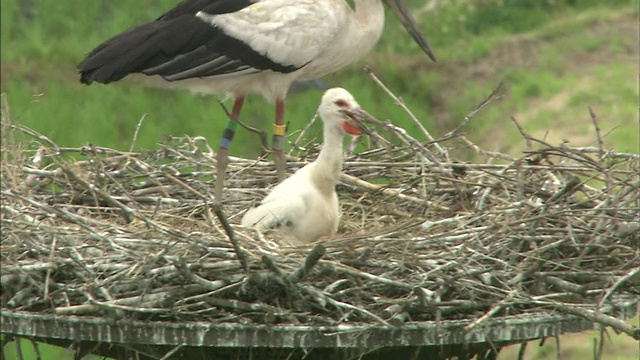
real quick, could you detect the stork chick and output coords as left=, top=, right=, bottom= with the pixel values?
left=241, top=88, right=364, bottom=243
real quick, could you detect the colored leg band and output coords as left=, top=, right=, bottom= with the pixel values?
left=273, top=124, right=286, bottom=136
left=220, top=137, right=233, bottom=150
left=219, top=120, right=238, bottom=150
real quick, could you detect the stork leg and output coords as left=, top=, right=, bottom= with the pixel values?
left=272, top=100, right=286, bottom=181
left=215, top=97, right=244, bottom=201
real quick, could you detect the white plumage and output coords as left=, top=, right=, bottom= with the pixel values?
left=180, top=0, right=389, bottom=100
left=241, top=88, right=365, bottom=243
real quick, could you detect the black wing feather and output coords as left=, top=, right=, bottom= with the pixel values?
left=78, top=0, right=299, bottom=85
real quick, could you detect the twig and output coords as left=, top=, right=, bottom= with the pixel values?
left=327, top=261, right=435, bottom=298
left=261, top=254, right=286, bottom=279
left=59, top=163, right=136, bottom=223
left=159, top=345, right=184, bottom=360
left=56, top=285, right=203, bottom=315
left=543, top=276, right=585, bottom=295
left=212, top=203, right=249, bottom=273
left=598, top=267, right=640, bottom=308
left=589, top=107, right=605, bottom=161
left=10, top=122, right=60, bottom=154
left=464, top=290, right=518, bottom=333
left=458, top=135, right=515, bottom=161
left=44, top=235, right=56, bottom=301
left=14, top=337, right=24, bottom=360
left=289, top=113, right=320, bottom=154
left=340, top=173, right=449, bottom=210
left=237, top=119, right=270, bottom=156
left=204, top=296, right=288, bottom=315
left=218, top=99, right=270, bottom=155
left=550, top=303, right=640, bottom=339
left=565, top=146, right=640, bottom=160
left=129, top=114, right=147, bottom=153
left=594, top=327, right=605, bottom=360
left=546, top=176, right=582, bottom=204
left=443, top=82, right=504, bottom=139
left=301, top=286, right=392, bottom=326
left=517, top=342, right=527, bottom=360
left=173, top=258, right=228, bottom=291
left=288, top=244, right=325, bottom=283
left=511, top=116, right=533, bottom=148
left=30, top=340, right=42, bottom=360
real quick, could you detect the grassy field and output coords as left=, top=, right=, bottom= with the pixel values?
left=1, top=0, right=638, bottom=359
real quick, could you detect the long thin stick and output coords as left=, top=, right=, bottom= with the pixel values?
left=213, top=203, right=249, bottom=273
left=444, top=82, right=504, bottom=139
left=288, top=244, right=325, bottom=283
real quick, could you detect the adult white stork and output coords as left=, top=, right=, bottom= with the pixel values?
left=241, top=87, right=365, bottom=244
left=77, top=0, right=436, bottom=200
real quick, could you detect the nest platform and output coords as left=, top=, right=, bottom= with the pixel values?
left=1, top=98, right=639, bottom=359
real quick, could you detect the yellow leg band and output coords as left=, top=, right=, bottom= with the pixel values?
left=273, top=124, right=286, bottom=136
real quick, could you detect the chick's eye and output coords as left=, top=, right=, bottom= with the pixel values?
left=334, top=99, right=349, bottom=108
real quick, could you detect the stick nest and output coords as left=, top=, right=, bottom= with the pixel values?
left=1, top=92, right=639, bottom=340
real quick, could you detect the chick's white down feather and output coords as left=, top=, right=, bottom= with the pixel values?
left=241, top=88, right=363, bottom=243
